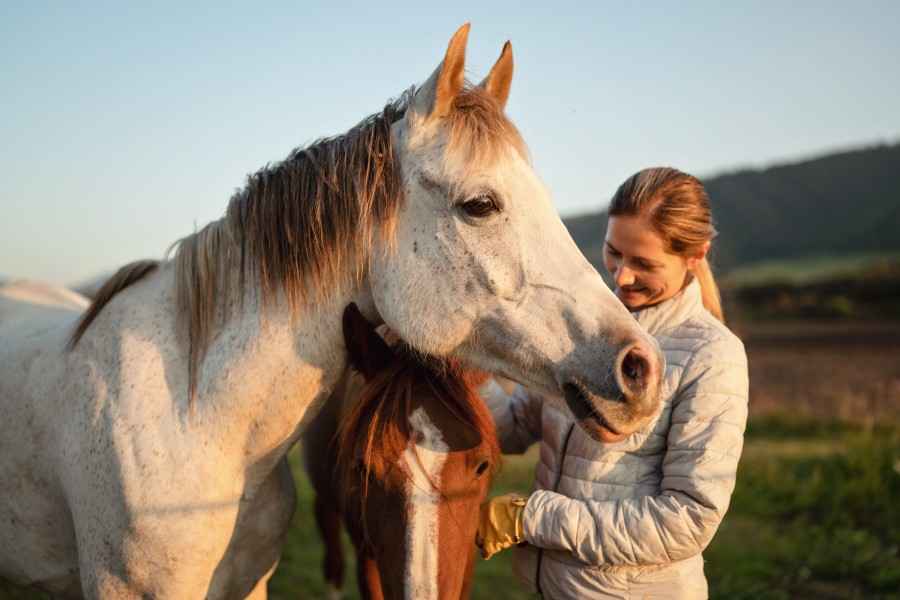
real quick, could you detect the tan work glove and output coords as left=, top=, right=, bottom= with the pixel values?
left=476, top=493, right=528, bottom=560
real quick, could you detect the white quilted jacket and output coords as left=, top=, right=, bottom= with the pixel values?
left=485, top=279, right=749, bottom=599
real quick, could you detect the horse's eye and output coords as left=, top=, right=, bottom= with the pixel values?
left=475, top=460, right=490, bottom=477
left=459, top=195, right=499, bottom=219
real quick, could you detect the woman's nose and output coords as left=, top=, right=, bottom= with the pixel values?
left=615, top=266, right=636, bottom=287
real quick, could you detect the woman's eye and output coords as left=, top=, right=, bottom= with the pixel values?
left=459, top=195, right=499, bottom=219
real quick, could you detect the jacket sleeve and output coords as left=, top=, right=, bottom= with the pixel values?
left=521, top=337, right=749, bottom=566
left=481, top=380, right=543, bottom=455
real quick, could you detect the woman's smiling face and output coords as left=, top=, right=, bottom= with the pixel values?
left=602, top=215, right=698, bottom=311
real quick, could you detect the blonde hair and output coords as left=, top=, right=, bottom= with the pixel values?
left=609, top=167, right=724, bottom=322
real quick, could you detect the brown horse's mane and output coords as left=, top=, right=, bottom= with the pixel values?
left=336, top=342, right=500, bottom=503
left=67, top=84, right=526, bottom=402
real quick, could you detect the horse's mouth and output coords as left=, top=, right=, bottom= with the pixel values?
left=562, top=383, right=627, bottom=443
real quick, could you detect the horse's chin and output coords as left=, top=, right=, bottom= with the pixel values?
left=575, top=415, right=629, bottom=444
left=563, top=384, right=633, bottom=444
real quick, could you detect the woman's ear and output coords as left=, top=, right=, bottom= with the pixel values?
left=687, top=240, right=711, bottom=271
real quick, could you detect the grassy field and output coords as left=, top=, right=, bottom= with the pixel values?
left=734, top=320, right=900, bottom=424
left=274, top=320, right=900, bottom=599
left=3, top=320, right=899, bottom=599
left=273, top=420, right=900, bottom=600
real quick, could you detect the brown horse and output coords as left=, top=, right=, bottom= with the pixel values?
left=303, top=304, right=499, bottom=600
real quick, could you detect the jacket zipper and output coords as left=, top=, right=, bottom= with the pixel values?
left=535, top=423, right=575, bottom=597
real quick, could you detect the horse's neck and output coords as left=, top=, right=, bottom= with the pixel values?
left=197, top=281, right=373, bottom=476
left=95, top=263, right=370, bottom=480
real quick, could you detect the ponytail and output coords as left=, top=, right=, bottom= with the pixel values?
left=692, top=257, right=724, bottom=322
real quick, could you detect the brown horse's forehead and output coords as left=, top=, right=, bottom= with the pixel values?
left=412, top=406, right=483, bottom=453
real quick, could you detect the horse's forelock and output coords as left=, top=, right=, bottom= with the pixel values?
left=443, top=85, right=530, bottom=171
left=336, top=360, right=414, bottom=504
left=336, top=346, right=499, bottom=505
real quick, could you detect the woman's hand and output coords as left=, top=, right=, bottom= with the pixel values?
left=476, top=493, right=528, bottom=559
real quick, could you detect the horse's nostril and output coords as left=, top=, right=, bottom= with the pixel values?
left=619, top=346, right=654, bottom=401
left=622, top=350, right=646, bottom=383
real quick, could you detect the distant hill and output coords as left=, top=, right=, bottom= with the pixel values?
left=562, top=142, right=900, bottom=277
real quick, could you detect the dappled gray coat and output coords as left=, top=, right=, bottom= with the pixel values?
left=486, top=279, right=749, bottom=599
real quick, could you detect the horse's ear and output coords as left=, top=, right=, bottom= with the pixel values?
left=410, top=23, right=470, bottom=122
left=342, top=303, right=393, bottom=380
left=478, top=41, right=513, bottom=111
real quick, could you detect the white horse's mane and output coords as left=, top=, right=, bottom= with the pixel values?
left=69, top=85, right=526, bottom=401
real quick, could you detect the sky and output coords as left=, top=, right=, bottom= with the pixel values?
left=2, top=1, right=899, bottom=284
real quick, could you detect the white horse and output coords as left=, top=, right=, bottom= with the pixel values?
left=0, top=278, right=89, bottom=321
left=70, top=272, right=114, bottom=301
left=0, top=25, right=663, bottom=599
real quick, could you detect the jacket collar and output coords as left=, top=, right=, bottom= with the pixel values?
left=632, top=277, right=704, bottom=336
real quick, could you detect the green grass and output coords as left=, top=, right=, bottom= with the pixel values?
left=270, top=418, right=900, bottom=600
left=706, top=420, right=900, bottom=599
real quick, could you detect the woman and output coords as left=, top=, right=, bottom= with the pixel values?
left=478, top=167, right=749, bottom=599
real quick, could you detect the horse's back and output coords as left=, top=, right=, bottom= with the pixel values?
left=0, top=278, right=86, bottom=420
left=0, top=281, right=85, bottom=594
left=0, top=278, right=89, bottom=309
left=0, top=278, right=88, bottom=326
left=68, top=271, right=113, bottom=301
left=0, top=279, right=86, bottom=407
